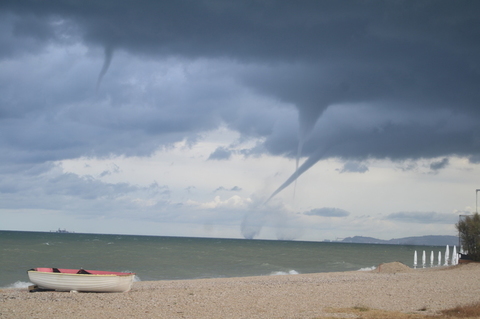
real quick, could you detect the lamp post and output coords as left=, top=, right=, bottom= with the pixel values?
left=477, top=189, right=480, bottom=214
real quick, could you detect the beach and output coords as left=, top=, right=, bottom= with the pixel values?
left=1, top=262, right=479, bottom=319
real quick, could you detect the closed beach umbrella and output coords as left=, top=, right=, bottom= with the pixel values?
left=438, top=251, right=442, bottom=267
left=452, top=246, right=457, bottom=265
left=430, top=251, right=434, bottom=267
left=422, top=251, right=426, bottom=268
left=414, top=250, right=417, bottom=268
left=444, top=245, right=449, bottom=266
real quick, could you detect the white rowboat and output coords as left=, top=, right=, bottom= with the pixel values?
left=27, top=268, right=135, bottom=293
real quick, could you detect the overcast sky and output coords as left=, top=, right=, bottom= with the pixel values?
left=1, top=1, right=479, bottom=241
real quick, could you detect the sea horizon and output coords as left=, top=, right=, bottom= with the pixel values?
left=0, top=228, right=458, bottom=245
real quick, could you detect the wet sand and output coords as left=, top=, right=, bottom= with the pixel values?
left=1, top=262, right=480, bottom=318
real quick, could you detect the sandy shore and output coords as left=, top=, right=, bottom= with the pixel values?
left=1, top=262, right=480, bottom=318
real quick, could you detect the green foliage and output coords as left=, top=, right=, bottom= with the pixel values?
left=456, top=213, right=480, bottom=261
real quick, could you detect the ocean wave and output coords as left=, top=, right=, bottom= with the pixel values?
left=270, top=270, right=299, bottom=276
left=3, top=281, right=33, bottom=289
left=358, top=266, right=376, bottom=271
left=122, top=270, right=141, bottom=282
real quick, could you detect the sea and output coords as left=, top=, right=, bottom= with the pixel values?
left=0, top=230, right=445, bottom=288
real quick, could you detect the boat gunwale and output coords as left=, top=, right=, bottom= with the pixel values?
left=27, top=270, right=135, bottom=277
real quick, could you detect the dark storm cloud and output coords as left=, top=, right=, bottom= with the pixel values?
left=304, top=207, right=350, bottom=218
left=0, top=164, right=169, bottom=217
left=208, top=147, right=232, bottom=160
left=385, top=212, right=457, bottom=224
left=430, top=158, right=449, bottom=171
left=338, top=161, right=369, bottom=174
left=214, top=186, right=242, bottom=192
left=1, top=0, right=480, bottom=173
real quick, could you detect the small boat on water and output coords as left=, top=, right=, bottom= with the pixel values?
left=27, top=268, right=135, bottom=293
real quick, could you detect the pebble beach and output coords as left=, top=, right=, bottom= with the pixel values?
left=1, top=262, right=480, bottom=319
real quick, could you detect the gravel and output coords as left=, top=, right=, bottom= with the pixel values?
left=1, top=262, right=479, bottom=318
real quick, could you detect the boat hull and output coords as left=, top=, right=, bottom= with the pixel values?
left=27, top=268, right=135, bottom=293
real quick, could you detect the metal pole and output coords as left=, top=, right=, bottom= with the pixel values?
left=477, top=189, right=480, bottom=214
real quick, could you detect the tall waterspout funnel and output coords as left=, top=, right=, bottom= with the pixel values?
left=413, top=250, right=417, bottom=269
left=438, top=251, right=442, bottom=267
left=452, top=246, right=457, bottom=265
left=422, top=250, right=426, bottom=268
left=444, top=245, right=449, bottom=266
left=430, top=251, right=434, bottom=267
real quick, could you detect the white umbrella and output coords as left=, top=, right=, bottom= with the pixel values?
left=444, top=245, right=449, bottom=266
left=422, top=250, right=426, bottom=268
left=430, top=251, right=434, bottom=267
left=414, top=250, right=417, bottom=269
left=438, top=251, right=442, bottom=267
left=452, top=246, right=457, bottom=265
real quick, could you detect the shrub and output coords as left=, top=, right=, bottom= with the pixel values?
left=456, top=213, right=480, bottom=261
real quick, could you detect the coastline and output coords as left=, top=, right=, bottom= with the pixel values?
left=2, top=262, right=480, bottom=318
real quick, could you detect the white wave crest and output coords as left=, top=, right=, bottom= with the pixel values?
left=270, top=270, right=299, bottom=276
left=358, top=266, right=376, bottom=271
left=121, top=270, right=141, bottom=282
left=3, top=281, right=33, bottom=289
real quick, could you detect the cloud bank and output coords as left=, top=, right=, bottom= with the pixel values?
left=0, top=1, right=478, bottom=239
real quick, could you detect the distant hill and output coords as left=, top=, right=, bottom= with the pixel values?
left=341, top=235, right=458, bottom=246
